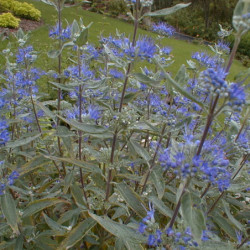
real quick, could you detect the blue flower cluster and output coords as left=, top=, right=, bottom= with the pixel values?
left=228, top=83, right=246, bottom=111
left=65, top=105, right=101, bottom=121
left=159, top=135, right=231, bottom=191
left=49, top=23, right=72, bottom=41
left=216, top=40, right=230, bottom=54
left=101, top=35, right=157, bottom=60
left=192, top=52, right=218, bottom=68
left=0, top=120, right=9, bottom=146
left=0, top=169, right=19, bottom=195
left=152, top=22, right=176, bottom=37
left=16, top=45, right=34, bottom=64
left=64, top=63, right=94, bottom=80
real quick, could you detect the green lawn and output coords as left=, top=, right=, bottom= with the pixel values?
left=1, top=0, right=246, bottom=81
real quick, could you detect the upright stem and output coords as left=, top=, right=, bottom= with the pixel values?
left=56, top=0, right=66, bottom=176
left=225, top=34, right=241, bottom=74
left=168, top=179, right=189, bottom=228
left=141, top=123, right=167, bottom=193
left=105, top=0, right=140, bottom=201
left=77, top=48, right=89, bottom=208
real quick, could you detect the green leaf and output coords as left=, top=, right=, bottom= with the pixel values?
left=222, top=201, right=244, bottom=231
left=58, top=218, right=96, bottom=250
left=233, top=0, right=250, bottom=31
left=0, top=192, right=19, bottom=234
left=57, top=115, right=108, bottom=134
left=63, top=172, right=74, bottom=194
left=116, top=182, right=146, bottom=218
left=58, top=208, right=81, bottom=224
left=57, top=126, right=74, bottom=157
left=89, top=213, right=147, bottom=244
left=43, top=213, right=67, bottom=235
left=150, top=166, right=165, bottom=199
left=42, top=155, right=102, bottom=174
left=6, top=133, right=41, bottom=148
left=76, top=28, right=88, bottom=46
left=133, top=73, right=161, bottom=88
left=49, top=81, right=75, bottom=91
left=15, top=235, right=24, bottom=250
left=211, top=212, right=237, bottom=240
left=142, top=3, right=191, bottom=17
left=35, top=102, right=56, bottom=122
left=47, top=49, right=61, bottom=59
left=181, top=192, right=206, bottom=242
left=20, top=155, right=51, bottom=176
left=175, top=64, right=187, bottom=84
left=71, top=183, right=87, bottom=208
left=71, top=20, right=80, bottom=37
left=129, top=139, right=151, bottom=162
left=22, top=198, right=68, bottom=218
left=158, top=63, right=204, bottom=108
left=125, top=241, right=144, bottom=250
left=149, top=196, right=173, bottom=218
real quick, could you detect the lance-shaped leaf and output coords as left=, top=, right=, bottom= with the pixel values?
left=117, top=182, right=146, bottom=218
left=150, top=166, right=165, bottom=199
left=129, top=139, right=151, bottom=162
left=149, top=196, right=173, bottom=218
left=42, top=155, right=102, bottom=174
left=43, top=213, right=67, bottom=235
left=89, top=213, right=147, bottom=244
left=22, top=198, right=69, bottom=218
left=6, top=133, right=41, bottom=149
left=0, top=192, right=19, bottom=234
left=133, top=73, right=161, bottom=88
left=181, top=192, right=206, bottom=242
left=222, top=201, right=244, bottom=231
left=20, top=155, right=51, bottom=176
left=58, top=218, right=96, bottom=250
left=159, top=62, right=203, bottom=108
left=142, top=3, right=191, bottom=18
left=57, top=115, right=108, bottom=134
left=211, top=212, right=237, bottom=240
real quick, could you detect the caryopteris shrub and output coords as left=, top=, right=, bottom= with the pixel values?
left=0, top=0, right=249, bottom=249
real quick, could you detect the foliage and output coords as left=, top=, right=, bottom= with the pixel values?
left=106, top=0, right=128, bottom=17
left=0, top=0, right=41, bottom=21
left=0, top=12, right=20, bottom=28
left=0, top=0, right=249, bottom=249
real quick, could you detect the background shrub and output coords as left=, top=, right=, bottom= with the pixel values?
left=0, top=0, right=41, bottom=21
left=12, top=1, right=41, bottom=21
left=106, top=0, right=128, bottom=17
left=0, top=12, right=20, bottom=28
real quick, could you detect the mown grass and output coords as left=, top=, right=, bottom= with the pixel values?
left=0, top=0, right=246, bottom=84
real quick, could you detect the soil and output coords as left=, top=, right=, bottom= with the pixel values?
left=0, top=18, right=44, bottom=36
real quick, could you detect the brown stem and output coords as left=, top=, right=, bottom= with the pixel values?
left=168, top=180, right=189, bottom=228
left=141, top=123, right=167, bottom=193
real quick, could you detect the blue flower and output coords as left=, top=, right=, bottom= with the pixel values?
left=142, top=202, right=155, bottom=223
left=88, top=105, right=101, bottom=120
left=138, top=222, right=147, bottom=233
left=216, top=40, right=230, bottom=54
left=16, top=46, right=34, bottom=64
left=148, top=234, right=156, bottom=246
left=8, top=171, right=19, bottom=185
left=152, top=22, right=175, bottom=37
left=228, top=83, right=246, bottom=111
left=136, top=36, right=157, bottom=59
left=109, top=69, right=124, bottom=79
left=0, top=120, right=9, bottom=146
left=49, top=23, right=72, bottom=41
left=192, top=52, right=217, bottom=68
